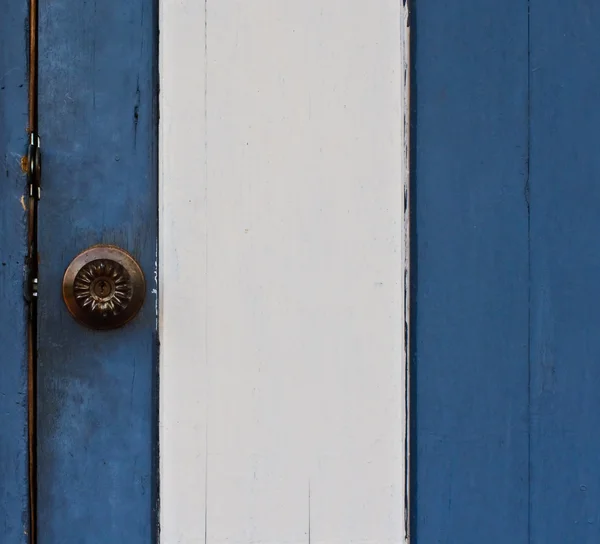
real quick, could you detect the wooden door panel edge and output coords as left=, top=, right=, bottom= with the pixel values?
left=159, top=1, right=410, bottom=542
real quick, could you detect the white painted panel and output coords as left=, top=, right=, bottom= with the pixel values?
left=159, top=1, right=409, bottom=542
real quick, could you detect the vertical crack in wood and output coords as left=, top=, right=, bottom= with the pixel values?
left=28, top=0, right=37, bottom=132
left=26, top=0, right=38, bottom=542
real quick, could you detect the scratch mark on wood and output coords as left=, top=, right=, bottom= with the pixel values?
left=133, top=76, right=141, bottom=150
left=204, top=422, right=208, bottom=544
left=130, top=358, right=137, bottom=412
left=92, top=0, right=97, bottom=109
left=308, top=480, right=311, bottom=544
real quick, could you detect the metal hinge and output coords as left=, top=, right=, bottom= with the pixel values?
left=28, top=132, right=41, bottom=201
left=25, top=132, right=41, bottom=301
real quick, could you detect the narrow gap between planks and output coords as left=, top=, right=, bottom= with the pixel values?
left=27, top=0, right=39, bottom=541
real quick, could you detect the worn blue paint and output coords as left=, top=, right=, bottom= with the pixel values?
left=36, top=0, right=158, bottom=542
left=411, top=1, right=530, bottom=541
left=529, top=2, right=600, bottom=541
left=0, top=0, right=31, bottom=541
left=413, top=2, right=600, bottom=542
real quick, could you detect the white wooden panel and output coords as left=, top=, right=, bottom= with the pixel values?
left=159, top=1, right=409, bottom=542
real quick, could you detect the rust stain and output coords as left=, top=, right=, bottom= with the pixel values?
left=21, top=155, right=28, bottom=173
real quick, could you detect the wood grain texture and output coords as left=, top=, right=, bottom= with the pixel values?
left=159, top=1, right=408, bottom=542
left=411, top=1, right=530, bottom=541
left=529, top=3, right=600, bottom=541
left=0, top=1, right=31, bottom=541
left=36, top=1, right=158, bottom=542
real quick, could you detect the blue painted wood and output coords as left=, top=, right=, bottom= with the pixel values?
left=36, top=1, right=158, bottom=542
left=0, top=0, right=31, bottom=541
left=411, top=2, right=530, bottom=541
left=529, top=3, right=600, bottom=542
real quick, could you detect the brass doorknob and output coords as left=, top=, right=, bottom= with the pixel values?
left=62, top=245, right=146, bottom=330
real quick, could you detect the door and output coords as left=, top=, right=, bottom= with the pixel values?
left=412, top=2, right=600, bottom=543
left=4, top=1, right=408, bottom=543
left=0, top=0, right=158, bottom=542
left=36, top=0, right=158, bottom=540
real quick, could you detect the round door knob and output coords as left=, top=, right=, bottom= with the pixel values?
left=62, top=245, right=146, bottom=330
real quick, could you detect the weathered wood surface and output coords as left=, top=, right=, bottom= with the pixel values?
left=36, top=1, right=158, bottom=541
left=529, top=2, right=600, bottom=541
left=411, top=1, right=530, bottom=541
left=159, top=1, right=408, bottom=542
left=0, top=0, right=31, bottom=541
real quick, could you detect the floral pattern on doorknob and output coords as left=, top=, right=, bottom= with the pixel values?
left=73, top=259, right=133, bottom=316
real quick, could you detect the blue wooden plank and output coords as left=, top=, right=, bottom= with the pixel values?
left=529, top=3, right=600, bottom=541
left=411, top=2, right=530, bottom=541
left=0, top=0, right=32, bottom=541
left=36, top=1, right=158, bottom=542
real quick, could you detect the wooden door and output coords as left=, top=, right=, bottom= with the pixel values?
left=0, top=0, right=157, bottom=541
left=4, top=1, right=407, bottom=542
left=158, top=1, right=408, bottom=542
left=34, top=0, right=158, bottom=542
left=412, top=2, right=600, bottom=543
